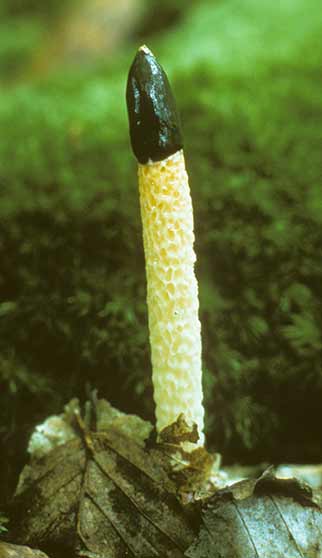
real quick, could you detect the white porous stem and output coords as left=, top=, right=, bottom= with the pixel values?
left=138, top=150, right=204, bottom=444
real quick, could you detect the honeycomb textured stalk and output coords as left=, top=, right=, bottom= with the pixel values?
left=138, top=150, right=204, bottom=443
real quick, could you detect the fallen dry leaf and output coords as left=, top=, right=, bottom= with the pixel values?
left=185, top=468, right=322, bottom=557
left=10, top=399, right=200, bottom=557
left=0, top=541, right=50, bottom=558
left=9, top=400, right=322, bottom=557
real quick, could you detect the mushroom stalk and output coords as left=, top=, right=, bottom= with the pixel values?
left=126, top=46, right=204, bottom=444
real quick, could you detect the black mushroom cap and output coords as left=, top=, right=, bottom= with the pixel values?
left=126, top=45, right=183, bottom=164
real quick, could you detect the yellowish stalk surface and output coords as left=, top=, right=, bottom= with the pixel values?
left=138, top=150, right=204, bottom=444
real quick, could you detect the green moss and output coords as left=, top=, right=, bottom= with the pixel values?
left=0, top=513, right=8, bottom=535
left=0, top=19, right=42, bottom=78
left=0, top=0, right=321, bottom=504
left=184, top=61, right=322, bottom=461
left=0, top=0, right=76, bottom=80
left=0, top=0, right=73, bottom=20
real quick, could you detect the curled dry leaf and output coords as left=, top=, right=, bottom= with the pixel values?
left=185, top=468, right=322, bottom=558
left=159, top=414, right=200, bottom=445
left=157, top=413, right=224, bottom=503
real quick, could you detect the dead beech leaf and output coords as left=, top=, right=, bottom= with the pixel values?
left=10, top=400, right=199, bottom=558
left=9, top=402, right=322, bottom=557
left=185, top=468, right=322, bottom=557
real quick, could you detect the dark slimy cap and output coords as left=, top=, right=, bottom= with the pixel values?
left=126, top=46, right=183, bottom=164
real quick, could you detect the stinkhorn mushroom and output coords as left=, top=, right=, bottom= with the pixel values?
left=126, top=46, right=204, bottom=444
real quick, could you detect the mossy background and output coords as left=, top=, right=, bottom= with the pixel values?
left=1, top=0, right=321, bottom=506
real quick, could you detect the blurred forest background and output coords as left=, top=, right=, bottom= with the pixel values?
left=0, top=0, right=321, bottom=508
